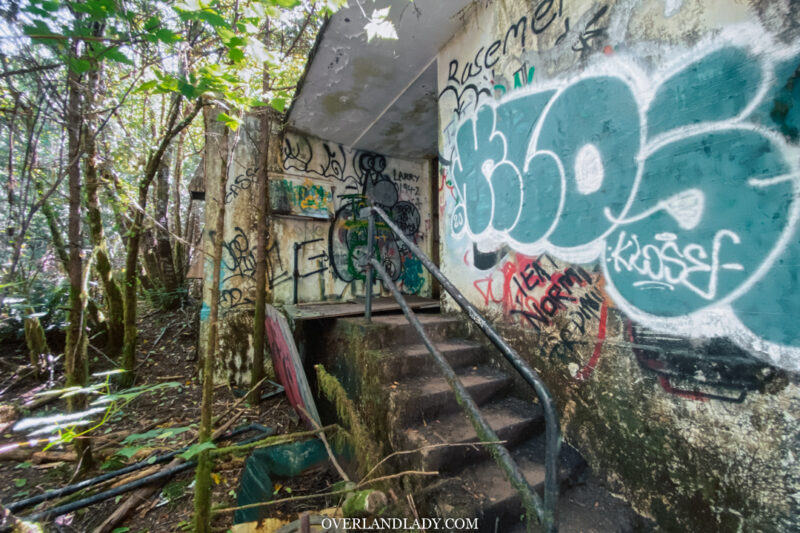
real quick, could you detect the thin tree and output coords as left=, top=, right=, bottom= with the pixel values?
left=83, top=45, right=125, bottom=358
left=249, top=22, right=272, bottom=405
left=120, top=94, right=202, bottom=387
left=64, top=34, right=92, bottom=467
left=193, top=108, right=230, bottom=533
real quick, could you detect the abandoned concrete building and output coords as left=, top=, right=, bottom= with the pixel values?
left=196, top=0, right=800, bottom=531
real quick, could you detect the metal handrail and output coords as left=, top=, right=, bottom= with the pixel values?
left=361, top=204, right=561, bottom=532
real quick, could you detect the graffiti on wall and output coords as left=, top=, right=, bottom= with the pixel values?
left=471, top=252, right=607, bottom=372
left=266, top=239, right=290, bottom=290
left=444, top=29, right=800, bottom=371
left=225, top=167, right=257, bottom=205
left=440, top=1, right=611, bottom=114
left=282, top=135, right=427, bottom=296
left=628, top=321, right=778, bottom=403
left=270, top=177, right=333, bottom=219
left=207, top=227, right=257, bottom=313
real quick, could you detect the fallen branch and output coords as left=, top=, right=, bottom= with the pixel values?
left=210, top=375, right=267, bottom=432
left=298, top=405, right=350, bottom=483
left=210, top=424, right=339, bottom=458
left=32, top=451, right=77, bottom=464
left=0, top=449, right=34, bottom=461
left=21, top=390, right=61, bottom=411
left=91, top=457, right=182, bottom=533
left=0, top=368, right=35, bottom=397
left=135, top=321, right=176, bottom=370
left=360, top=439, right=507, bottom=483
left=109, top=465, right=161, bottom=489
left=92, top=421, right=315, bottom=531
left=210, top=469, right=438, bottom=515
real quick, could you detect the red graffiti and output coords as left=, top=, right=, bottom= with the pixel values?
left=575, top=302, right=608, bottom=381
left=500, top=255, right=595, bottom=332
left=473, top=275, right=503, bottom=306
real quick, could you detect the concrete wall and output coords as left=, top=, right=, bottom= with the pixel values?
left=275, top=130, right=433, bottom=303
left=200, top=115, right=433, bottom=384
left=437, top=0, right=799, bottom=530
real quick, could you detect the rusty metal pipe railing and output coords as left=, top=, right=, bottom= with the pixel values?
left=363, top=205, right=560, bottom=532
left=364, top=210, right=375, bottom=321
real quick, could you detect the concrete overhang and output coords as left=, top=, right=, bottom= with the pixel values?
left=287, top=0, right=472, bottom=160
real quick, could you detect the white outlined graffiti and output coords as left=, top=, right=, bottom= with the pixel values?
left=442, top=24, right=800, bottom=370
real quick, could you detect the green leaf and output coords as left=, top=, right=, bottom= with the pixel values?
left=122, top=425, right=193, bottom=444
left=144, top=16, right=160, bottom=30
left=22, top=21, right=57, bottom=39
left=26, top=6, right=53, bottom=16
left=178, top=441, right=216, bottom=460
left=227, top=47, right=244, bottom=63
left=15, top=461, right=33, bottom=469
left=14, top=478, right=27, bottom=488
left=112, top=528, right=130, bottom=533
left=197, top=9, right=228, bottom=29
left=215, top=26, right=235, bottom=42
left=216, top=112, right=241, bottom=131
left=156, top=28, right=181, bottom=43
left=177, top=80, right=197, bottom=98
left=101, top=46, right=133, bottom=65
left=270, top=98, right=287, bottom=113
left=174, top=0, right=202, bottom=11
left=40, top=2, right=61, bottom=12
left=115, top=445, right=146, bottom=459
left=67, top=57, right=92, bottom=74
left=272, top=0, right=301, bottom=7
left=101, top=456, right=126, bottom=470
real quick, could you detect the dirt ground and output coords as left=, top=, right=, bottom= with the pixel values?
left=0, top=303, right=335, bottom=532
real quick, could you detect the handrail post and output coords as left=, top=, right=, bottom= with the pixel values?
left=293, top=242, right=301, bottom=305
left=364, top=206, right=375, bottom=322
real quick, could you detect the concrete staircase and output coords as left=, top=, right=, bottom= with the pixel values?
left=364, top=312, right=648, bottom=533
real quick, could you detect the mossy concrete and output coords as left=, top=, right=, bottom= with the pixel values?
left=460, top=310, right=800, bottom=533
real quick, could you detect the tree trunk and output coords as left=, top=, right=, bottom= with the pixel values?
left=154, top=146, right=180, bottom=308
left=249, top=109, right=272, bottom=405
left=24, top=313, right=49, bottom=380
left=121, top=192, right=145, bottom=388
left=172, top=130, right=186, bottom=287
left=84, top=63, right=124, bottom=358
left=249, top=38, right=271, bottom=406
left=39, top=195, right=69, bottom=273
left=64, top=42, right=92, bottom=468
left=141, top=227, right=162, bottom=293
left=193, top=111, right=229, bottom=533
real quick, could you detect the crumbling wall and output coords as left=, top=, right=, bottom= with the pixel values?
left=437, top=0, right=800, bottom=530
left=200, top=118, right=433, bottom=384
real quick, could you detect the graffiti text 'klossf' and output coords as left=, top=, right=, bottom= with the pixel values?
left=446, top=39, right=800, bottom=368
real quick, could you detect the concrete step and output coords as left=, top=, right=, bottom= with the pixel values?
left=389, top=365, right=512, bottom=426
left=380, top=340, right=487, bottom=380
left=416, top=436, right=588, bottom=533
left=399, top=396, right=544, bottom=472
left=367, top=313, right=464, bottom=347
left=507, top=475, right=654, bottom=533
